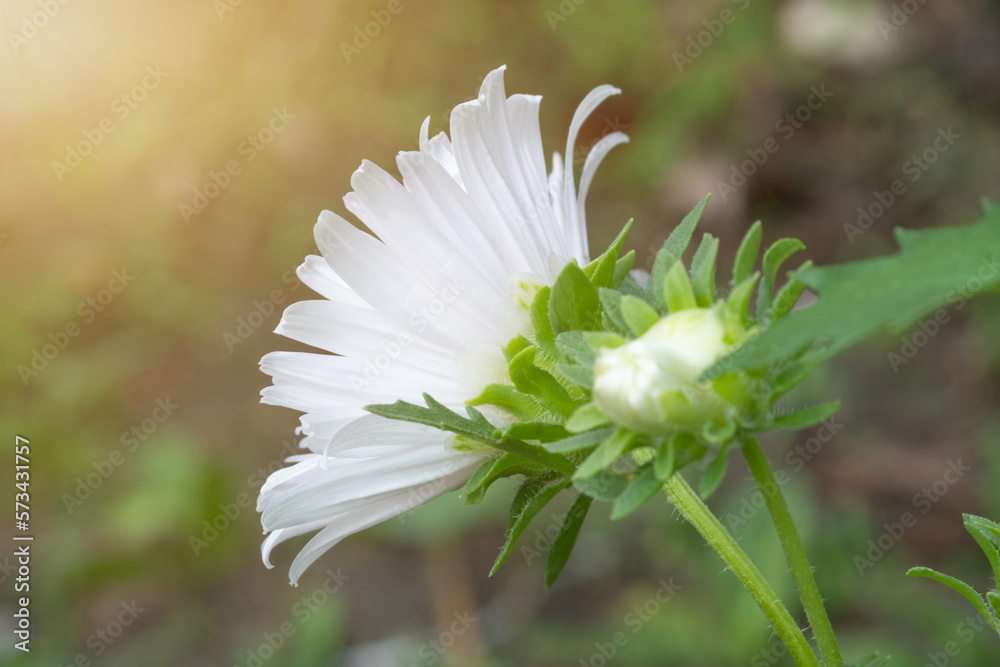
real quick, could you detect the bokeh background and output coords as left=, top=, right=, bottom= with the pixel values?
left=3, top=0, right=1000, bottom=665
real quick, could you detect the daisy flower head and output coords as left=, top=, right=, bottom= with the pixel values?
left=258, top=66, right=627, bottom=584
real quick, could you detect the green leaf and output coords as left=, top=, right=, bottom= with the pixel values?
left=500, top=421, right=571, bottom=442
left=618, top=274, right=648, bottom=301
left=598, top=288, right=631, bottom=336
left=582, top=331, right=628, bottom=351
left=468, top=384, right=546, bottom=422
left=556, top=331, right=598, bottom=365
left=545, top=493, right=593, bottom=587
left=461, top=454, right=544, bottom=504
left=654, top=436, right=678, bottom=481
left=732, top=220, right=762, bottom=286
left=770, top=260, right=812, bottom=322
left=585, top=220, right=633, bottom=288
left=611, top=464, right=662, bottom=520
left=963, top=514, right=1000, bottom=588
left=690, top=233, right=720, bottom=307
left=529, top=286, right=561, bottom=361
left=711, top=206, right=1000, bottom=375
left=727, top=273, right=760, bottom=327
left=574, top=428, right=636, bottom=479
left=507, top=347, right=578, bottom=417
left=573, top=469, right=629, bottom=501
left=612, top=250, right=636, bottom=288
left=556, top=362, right=594, bottom=390
left=770, top=401, right=841, bottom=431
left=756, top=238, right=805, bottom=323
left=646, top=194, right=711, bottom=309
left=664, top=261, right=697, bottom=312
left=542, top=426, right=617, bottom=453
left=491, top=480, right=569, bottom=576
left=907, top=566, right=1000, bottom=634
left=620, top=295, right=661, bottom=336
left=699, top=443, right=733, bottom=498
left=365, top=393, right=495, bottom=442
left=566, top=402, right=611, bottom=433
left=549, top=261, right=601, bottom=333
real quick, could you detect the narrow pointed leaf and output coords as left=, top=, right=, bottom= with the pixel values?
left=620, top=294, right=661, bottom=336
left=574, top=428, right=636, bottom=479
left=545, top=493, right=593, bottom=587
left=530, top=286, right=561, bottom=360
left=757, top=238, right=805, bottom=323
left=690, top=233, right=720, bottom=307
left=732, top=220, right=763, bottom=286
left=491, top=481, right=569, bottom=576
left=771, top=401, right=840, bottom=431
left=573, top=469, right=629, bottom=501
left=611, top=464, right=662, bottom=520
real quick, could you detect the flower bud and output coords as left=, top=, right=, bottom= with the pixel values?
left=592, top=307, right=734, bottom=435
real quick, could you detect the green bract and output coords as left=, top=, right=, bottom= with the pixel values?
left=365, top=193, right=839, bottom=585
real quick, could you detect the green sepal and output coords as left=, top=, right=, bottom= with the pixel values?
left=611, top=463, right=662, bottom=520
left=507, top=346, right=578, bottom=417
left=581, top=331, right=628, bottom=352
left=572, top=469, right=629, bottom=501
left=468, top=384, right=547, bottom=422
left=529, top=286, right=561, bottom=361
left=770, top=401, right=840, bottom=431
left=598, top=288, right=632, bottom=337
left=963, top=514, right=1000, bottom=586
left=574, top=428, right=637, bottom=479
left=499, top=421, right=571, bottom=443
left=699, top=442, right=735, bottom=499
left=620, top=294, right=661, bottom=336
left=491, top=480, right=569, bottom=576
left=732, top=220, right=762, bottom=286
left=756, top=238, right=805, bottom=324
left=727, top=272, right=760, bottom=327
left=585, top=220, right=633, bottom=288
left=772, top=360, right=820, bottom=398
left=556, top=331, right=598, bottom=365
left=701, top=418, right=737, bottom=444
left=545, top=493, right=593, bottom=587
left=618, top=274, right=649, bottom=301
left=557, top=363, right=594, bottom=391
left=566, top=402, right=611, bottom=433
left=646, top=194, right=711, bottom=310
left=502, top=334, right=533, bottom=363
left=542, top=426, right=617, bottom=454
left=769, top=260, right=812, bottom=322
left=664, top=261, right=697, bottom=313
left=654, top=436, right=678, bottom=481
left=549, top=261, right=601, bottom=333
left=612, top=250, right=636, bottom=288
left=690, top=233, right=720, bottom=307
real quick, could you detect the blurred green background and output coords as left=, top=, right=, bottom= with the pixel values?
left=3, top=0, right=1000, bottom=665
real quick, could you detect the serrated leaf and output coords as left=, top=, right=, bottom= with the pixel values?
left=611, top=464, right=662, bottom=520
left=542, top=426, right=617, bottom=453
left=529, top=286, right=561, bottom=361
left=546, top=493, right=593, bottom=587
left=574, top=428, right=636, bottom=479
left=907, top=566, right=1000, bottom=635
left=770, top=401, right=840, bottom=431
left=620, top=295, right=661, bottom=336
left=710, top=206, right=1000, bottom=375
left=566, top=402, right=611, bottom=433
left=573, top=469, right=629, bottom=501
left=757, top=238, right=805, bottom=323
left=732, top=220, right=762, bottom=286
left=491, top=480, right=569, bottom=576
left=690, top=233, right=720, bottom=307
left=365, top=393, right=495, bottom=442
left=549, top=261, right=601, bottom=333
left=646, top=195, right=711, bottom=310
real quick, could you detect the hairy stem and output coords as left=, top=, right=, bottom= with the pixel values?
left=662, top=473, right=820, bottom=667
left=742, top=436, right=842, bottom=667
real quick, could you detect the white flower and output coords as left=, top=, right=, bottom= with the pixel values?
left=592, top=308, right=732, bottom=435
left=258, top=66, right=627, bottom=584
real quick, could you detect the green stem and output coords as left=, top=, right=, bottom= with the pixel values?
left=742, top=436, right=842, bottom=667
left=662, top=473, right=820, bottom=667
